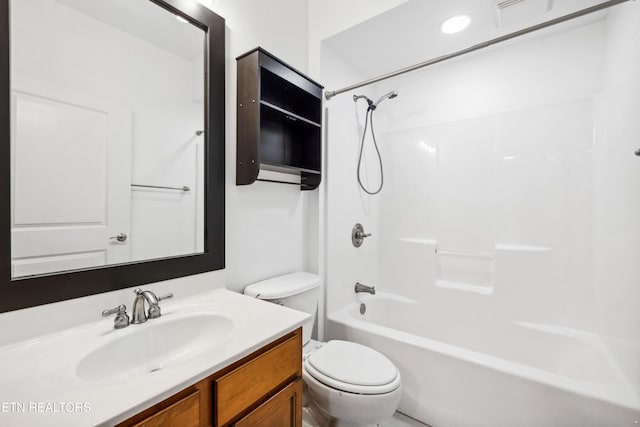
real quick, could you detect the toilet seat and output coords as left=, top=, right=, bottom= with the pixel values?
left=304, top=340, right=400, bottom=395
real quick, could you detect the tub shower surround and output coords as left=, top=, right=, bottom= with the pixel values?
left=323, top=1, right=640, bottom=425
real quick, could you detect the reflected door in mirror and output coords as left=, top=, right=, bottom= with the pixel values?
left=11, top=80, right=132, bottom=277
left=9, top=0, right=206, bottom=278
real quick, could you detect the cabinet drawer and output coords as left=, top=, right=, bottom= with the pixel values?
left=215, top=333, right=301, bottom=426
left=133, top=389, right=200, bottom=427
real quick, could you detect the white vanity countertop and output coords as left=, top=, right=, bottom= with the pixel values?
left=0, top=288, right=309, bottom=427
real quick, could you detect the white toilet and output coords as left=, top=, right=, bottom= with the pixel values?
left=244, top=272, right=401, bottom=427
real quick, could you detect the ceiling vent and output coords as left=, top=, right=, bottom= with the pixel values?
left=494, top=0, right=552, bottom=28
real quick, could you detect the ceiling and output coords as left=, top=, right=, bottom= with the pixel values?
left=323, top=0, right=614, bottom=82
left=54, top=0, right=204, bottom=60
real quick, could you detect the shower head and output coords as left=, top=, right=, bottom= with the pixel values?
left=354, top=91, right=397, bottom=111
left=372, top=90, right=398, bottom=108
left=353, top=94, right=373, bottom=106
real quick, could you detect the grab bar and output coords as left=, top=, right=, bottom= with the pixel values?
left=131, top=184, right=190, bottom=192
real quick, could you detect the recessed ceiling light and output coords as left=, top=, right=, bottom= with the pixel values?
left=441, top=15, right=471, bottom=34
left=175, top=14, right=189, bottom=23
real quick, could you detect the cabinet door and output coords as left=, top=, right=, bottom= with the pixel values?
left=233, top=380, right=302, bottom=427
left=215, top=332, right=301, bottom=426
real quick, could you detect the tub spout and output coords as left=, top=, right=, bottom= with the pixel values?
left=355, top=282, right=376, bottom=294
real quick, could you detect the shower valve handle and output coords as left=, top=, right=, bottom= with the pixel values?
left=356, top=231, right=371, bottom=239
left=352, top=223, right=371, bottom=247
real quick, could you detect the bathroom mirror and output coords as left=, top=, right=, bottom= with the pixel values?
left=0, top=0, right=225, bottom=312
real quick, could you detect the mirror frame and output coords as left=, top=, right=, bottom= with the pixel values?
left=0, top=0, right=225, bottom=313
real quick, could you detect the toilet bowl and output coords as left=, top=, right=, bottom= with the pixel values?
left=244, top=272, right=402, bottom=427
left=303, top=340, right=401, bottom=427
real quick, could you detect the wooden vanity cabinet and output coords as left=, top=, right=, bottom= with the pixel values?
left=117, top=328, right=302, bottom=427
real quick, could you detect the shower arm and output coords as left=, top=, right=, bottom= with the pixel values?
left=324, top=0, right=633, bottom=101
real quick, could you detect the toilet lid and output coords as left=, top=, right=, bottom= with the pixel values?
left=304, top=360, right=401, bottom=395
left=306, top=340, right=398, bottom=389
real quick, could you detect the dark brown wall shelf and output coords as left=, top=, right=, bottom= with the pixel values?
left=260, top=101, right=321, bottom=128
left=236, top=47, right=323, bottom=191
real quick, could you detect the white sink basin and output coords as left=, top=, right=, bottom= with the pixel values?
left=76, top=313, right=234, bottom=383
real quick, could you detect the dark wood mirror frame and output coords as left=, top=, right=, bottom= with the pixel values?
left=0, top=0, right=225, bottom=313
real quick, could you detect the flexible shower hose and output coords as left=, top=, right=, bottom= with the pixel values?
left=357, top=107, right=384, bottom=195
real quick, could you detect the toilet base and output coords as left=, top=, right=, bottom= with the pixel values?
left=302, top=402, right=330, bottom=427
left=302, top=382, right=332, bottom=427
left=303, top=398, right=383, bottom=427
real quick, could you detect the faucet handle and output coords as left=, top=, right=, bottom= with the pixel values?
left=147, top=292, right=173, bottom=319
left=102, top=304, right=126, bottom=317
left=102, top=304, right=130, bottom=329
left=157, top=293, right=173, bottom=302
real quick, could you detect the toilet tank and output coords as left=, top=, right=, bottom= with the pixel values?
left=244, top=272, right=320, bottom=345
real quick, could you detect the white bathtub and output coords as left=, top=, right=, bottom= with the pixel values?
left=327, top=293, right=640, bottom=427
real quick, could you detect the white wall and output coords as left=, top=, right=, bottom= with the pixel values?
left=307, top=0, right=411, bottom=78
left=306, top=0, right=415, bottom=339
left=321, top=44, right=383, bottom=327
left=196, top=0, right=315, bottom=293
left=129, top=95, right=205, bottom=261
left=10, top=0, right=195, bottom=106
left=594, top=0, right=640, bottom=388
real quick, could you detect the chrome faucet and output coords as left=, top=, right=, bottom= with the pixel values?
left=354, top=282, right=376, bottom=295
left=131, top=288, right=174, bottom=324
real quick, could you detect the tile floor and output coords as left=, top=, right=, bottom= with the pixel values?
left=384, top=412, right=430, bottom=427
left=302, top=410, right=429, bottom=427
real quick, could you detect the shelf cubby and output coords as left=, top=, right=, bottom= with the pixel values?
left=236, top=48, right=323, bottom=190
